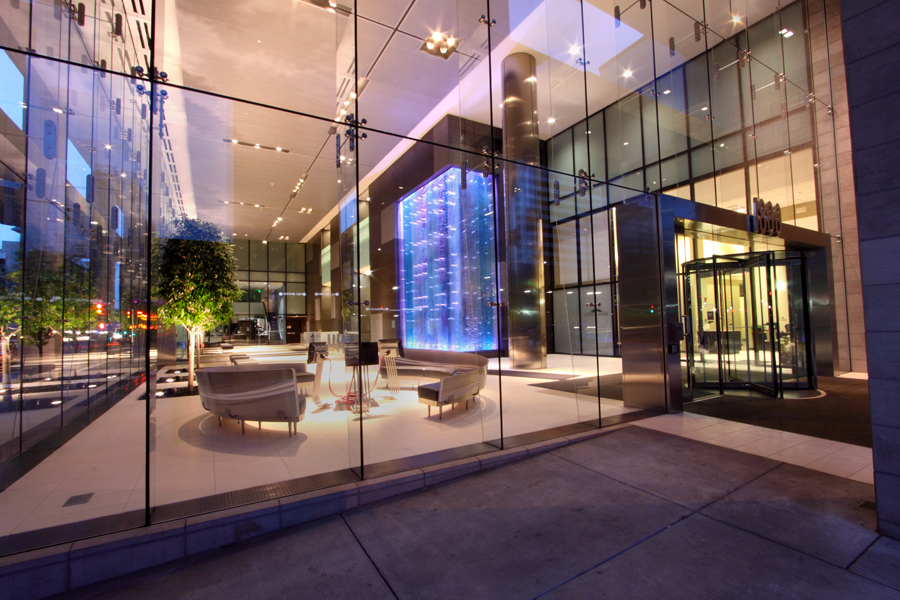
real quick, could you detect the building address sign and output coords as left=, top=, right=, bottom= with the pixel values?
left=752, top=197, right=781, bottom=236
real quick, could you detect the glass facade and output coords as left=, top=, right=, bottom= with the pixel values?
left=0, top=0, right=843, bottom=554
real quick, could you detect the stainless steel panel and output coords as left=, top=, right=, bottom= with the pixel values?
left=658, top=196, right=683, bottom=412
left=617, top=195, right=668, bottom=411
left=501, top=53, right=546, bottom=368
left=807, top=248, right=834, bottom=377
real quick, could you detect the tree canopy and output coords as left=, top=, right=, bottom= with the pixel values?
left=157, top=217, right=242, bottom=335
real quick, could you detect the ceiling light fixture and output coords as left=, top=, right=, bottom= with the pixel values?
left=623, top=69, right=633, bottom=78
left=547, top=117, right=556, bottom=124
left=224, top=139, right=290, bottom=153
left=732, top=15, right=741, bottom=23
left=663, top=89, right=671, bottom=95
left=420, top=31, right=459, bottom=59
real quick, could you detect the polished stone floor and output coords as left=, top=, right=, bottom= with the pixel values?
left=0, top=351, right=633, bottom=536
left=51, top=426, right=899, bottom=600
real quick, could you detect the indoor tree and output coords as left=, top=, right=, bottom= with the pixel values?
left=157, top=217, right=241, bottom=392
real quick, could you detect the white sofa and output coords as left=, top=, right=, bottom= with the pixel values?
left=197, top=366, right=307, bottom=436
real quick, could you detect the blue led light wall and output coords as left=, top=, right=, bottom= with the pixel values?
left=397, top=167, right=497, bottom=351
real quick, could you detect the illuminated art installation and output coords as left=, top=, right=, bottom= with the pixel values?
left=397, top=166, right=497, bottom=351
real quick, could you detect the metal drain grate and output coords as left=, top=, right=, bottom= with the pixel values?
left=63, top=493, right=94, bottom=507
left=859, top=500, right=877, bottom=511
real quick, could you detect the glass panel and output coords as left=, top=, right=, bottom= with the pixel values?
left=232, top=240, right=249, bottom=271
left=554, top=220, right=579, bottom=287
left=16, top=0, right=153, bottom=76
left=149, top=85, right=361, bottom=507
left=0, top=53, right=148, bottom=542
left=155, top=0, right=348, bottom=115
left=498, top=159, right=603, bottom=432
left=355, top=129, right=495, bottom=465
left=579, top=214, right=611, bottom=284
left=286, top=243, right=305, bottom=273
left=268, top=241, right=286, bottom=273
left=249, top=240, right=267, bottom=271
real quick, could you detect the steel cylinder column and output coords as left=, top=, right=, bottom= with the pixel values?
left=501, top=52, right=546, bottom=369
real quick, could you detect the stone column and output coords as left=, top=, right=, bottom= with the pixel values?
left=501, top=52, right=546, bottom=369
left=842, top=0, right=900, bottom=539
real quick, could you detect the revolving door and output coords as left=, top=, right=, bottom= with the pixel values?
left=682, top=251, right=815, bottom=398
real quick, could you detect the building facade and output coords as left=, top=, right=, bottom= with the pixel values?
left=0, top=0, right=879, bottom=555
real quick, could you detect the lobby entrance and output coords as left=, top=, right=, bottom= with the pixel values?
left=682, top=251, right=814, bottom=400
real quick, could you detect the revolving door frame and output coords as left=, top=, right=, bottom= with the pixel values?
left=682, top=250, right=816, bottom=399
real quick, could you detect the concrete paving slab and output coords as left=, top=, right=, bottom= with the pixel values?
left=701, top=463, right=878, bottom=568
left=343, top=452, right=690, bottom=600
left=552, top=426, right=779, bottom=510
left=52, top=516, right=394, bottom=600
left=851, top=536, right=900, bottom=592
left=543, top=514, right=900, bottom=600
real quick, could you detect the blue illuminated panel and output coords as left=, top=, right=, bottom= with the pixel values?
left=398, top=167, right=497, bottom=351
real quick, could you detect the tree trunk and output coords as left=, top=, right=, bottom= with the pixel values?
left=187, top=329, right=195, bottom=393
left=0, top=334, right=9, bottom=388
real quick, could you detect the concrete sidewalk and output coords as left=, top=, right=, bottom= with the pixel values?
left=50, top=426, right=900, bottom=599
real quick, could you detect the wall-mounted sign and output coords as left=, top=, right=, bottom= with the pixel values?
left=752, top=197, right=781, bottom=236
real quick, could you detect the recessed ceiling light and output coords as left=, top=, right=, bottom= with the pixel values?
left=701, top=106, right=708, bottom=111
left=104, top=144, right=111, bottom=149
left=232, top=139, right=238, bottom=144
left=663, top=89, right=671, bottom=95
left=732, top=15, right=741, bottom=23
left=547, top=117, right=556, bottom=124
left=432, top=31, right=442, bottom=42
left=623, top=69, right=633, bottom=78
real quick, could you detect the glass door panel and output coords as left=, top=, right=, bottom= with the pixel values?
left=683, top=251, right=815, bottom=400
